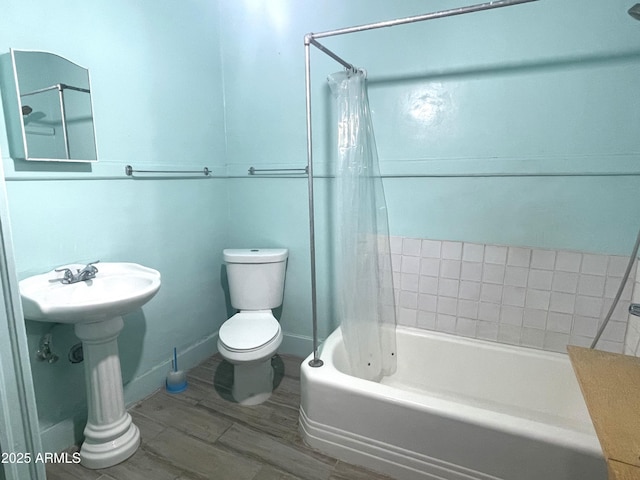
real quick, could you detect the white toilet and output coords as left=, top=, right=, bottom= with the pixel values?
left=218, top=248, right=288, bottom=405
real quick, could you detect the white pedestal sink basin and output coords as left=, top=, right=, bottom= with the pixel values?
left=19, top=262, right=161, bottom=469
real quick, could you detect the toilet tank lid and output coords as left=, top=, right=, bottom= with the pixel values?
left=223, top=248, right=288, bottom=264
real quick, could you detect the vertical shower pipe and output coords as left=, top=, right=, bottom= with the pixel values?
left=303, top=0, right=540, bottom=367
left=304, top=36, right=357, bottom=368
left=304, top=36, right=323, bottom=368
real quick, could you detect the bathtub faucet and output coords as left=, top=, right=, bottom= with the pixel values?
left=55, top=261, right=100, bottom=284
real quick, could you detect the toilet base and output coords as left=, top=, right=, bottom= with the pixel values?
left=232, top=358, right=274, bottom=406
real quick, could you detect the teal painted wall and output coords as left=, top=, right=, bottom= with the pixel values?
left=2, top=0, right=640, bottom=454
left=221, top=0, right=640, bottom=342
left=0, top=0, right=229, bottom=452
left=221, top=0, right=640, bottom=177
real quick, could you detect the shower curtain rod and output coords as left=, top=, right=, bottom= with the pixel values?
left=304, top=0, right=539, bottom=73
left=306, top=37, right=357, bottom=73
left=309, top=0, right=538, bottom=41
left=303, top=0, right=540, bottom=368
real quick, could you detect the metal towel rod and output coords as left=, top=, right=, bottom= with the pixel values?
left=125, top=165, right=210, bottom=176
left=248, top=166, right=308, bottom=175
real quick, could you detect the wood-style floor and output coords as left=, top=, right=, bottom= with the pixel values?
left=46, top=354, right=394, bottom=480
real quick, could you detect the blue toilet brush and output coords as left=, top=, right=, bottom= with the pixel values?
left=165, top=347, right=187, bottom=393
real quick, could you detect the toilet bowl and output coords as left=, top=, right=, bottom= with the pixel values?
left=218, top=248, right=288, bottom=405
left=218, top=311, right=283, bottom=405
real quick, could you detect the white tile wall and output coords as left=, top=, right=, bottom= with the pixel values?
left=391, top=236, right=638, bottom=355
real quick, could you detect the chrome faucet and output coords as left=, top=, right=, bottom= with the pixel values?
left=55, top=261, right=99, bottom=284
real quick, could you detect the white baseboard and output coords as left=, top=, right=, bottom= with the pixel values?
left=39, top=330, right=220, bottom=453
left=280, top=332, right=314, bottom=358
left=40, top=329, right=313, bottom=453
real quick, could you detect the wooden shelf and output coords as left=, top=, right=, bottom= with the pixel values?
left=567, top=346, right=640, bottom=480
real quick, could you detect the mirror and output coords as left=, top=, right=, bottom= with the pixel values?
left=6, top=49, right=97, bottom=162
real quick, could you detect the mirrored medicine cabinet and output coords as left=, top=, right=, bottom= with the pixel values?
left=1, top=49, right=98, bottom=162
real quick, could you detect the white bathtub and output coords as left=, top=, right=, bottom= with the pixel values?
left=299, top=326, right=606, bottom=480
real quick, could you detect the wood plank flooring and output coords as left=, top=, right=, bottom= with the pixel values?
left=46, top=354, right=394, bottom=480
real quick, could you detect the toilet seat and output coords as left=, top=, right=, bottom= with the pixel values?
left=219, top=311, right=281, bottom=353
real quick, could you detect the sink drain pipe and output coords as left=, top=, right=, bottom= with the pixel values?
left=36, top=329, right=59, bottom=364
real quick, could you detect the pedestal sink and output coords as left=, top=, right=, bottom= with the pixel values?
left=19, top=262, right=161, bottom=469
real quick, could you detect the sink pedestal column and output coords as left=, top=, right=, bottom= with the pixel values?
left=74, top=316, right=140, bottom=469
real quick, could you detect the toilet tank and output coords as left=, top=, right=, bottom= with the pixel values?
left=223, top=248, right=288, bottom=310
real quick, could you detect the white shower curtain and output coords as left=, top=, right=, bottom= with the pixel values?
left=328, top=70, right=397, bottom=382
